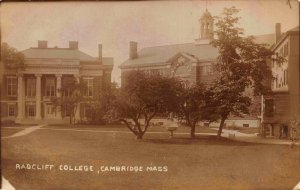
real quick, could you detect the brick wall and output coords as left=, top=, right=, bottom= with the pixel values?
left=102, top=71, right=111, bottom=91
left=263, top=93, right=290, bottom=124
left=288, top=34, right=300, bottom=119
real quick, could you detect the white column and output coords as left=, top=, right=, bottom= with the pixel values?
left=35, top=74, right=42, bottom=120
left=56, top=74, right=62, bottom=119
left=16, top=73, right=24, bottom=121
left=74, top=75, right=81, bottom=122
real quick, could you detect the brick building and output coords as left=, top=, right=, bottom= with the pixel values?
left=261, top=24, right=299, bottom=138
left=1, top=41, right=113, bottom=123
left=120, top=10, right=218, bottom=86
left=119, top=9, right=275, bottom=128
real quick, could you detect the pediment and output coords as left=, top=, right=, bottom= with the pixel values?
left=167, top=52, right=198, bottom=64
left=168, top=52, right=197, bottom=77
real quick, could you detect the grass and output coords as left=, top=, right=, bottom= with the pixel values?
left=45, top=124, right=217, bottom=134
left=1, top=126, right=300, bottom=190
left=1, top=121, right=37, bottom=127
left=1, top=128, right=24, bottom=137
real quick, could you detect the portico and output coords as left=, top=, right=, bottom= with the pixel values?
left=2, top=40, right=113, bottom=124
left=16, top=73, right=82, bottom=122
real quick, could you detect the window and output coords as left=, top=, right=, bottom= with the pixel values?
left=204, top=122, right=210, bottom=127
left=198, top=65, right=213, bottom=76
left=150, top=69, right=160, bottom=75
left=84, top=78, right=93, bottom=97
left=243, top=124, right=249, bottom=128
left=26, top=78, right=36, bottom=97
left=8, top=104, right=15, bottom=117
left=7, top=76, right=17, bottom=96
left=284, top=70, right=287, bottom=85
left=286, top=70, right=288, bottom=85
left=206, top=65, right=213, bottom=75
left=283, top=42, right=289, bottom=57
left=65, top=107, right=71, bottom=117
left=26, top=104, right=36, bottom=117
left=286, top=41, right=289, bottom=57
left=62, top=77, right=75, bottom=97
left=63, top=88, right=71, bottom=97
left=280, top=48, right=283, bottom=57
left=45, top=78, right=55, bottom=97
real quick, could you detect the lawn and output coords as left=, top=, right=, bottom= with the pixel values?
left=1, top=126, right=300, bottom=190
left=1, top=128, right=24, bottom=137
left=45, top=124, right=218, bottom=134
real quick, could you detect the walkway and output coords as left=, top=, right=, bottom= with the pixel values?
left=211, top=128, right=300, bottom=146
left=1, top=124, right=47, bottom=189
left=1, top=124, right=47, bottom=139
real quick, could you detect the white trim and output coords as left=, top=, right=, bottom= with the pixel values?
left=0, top=100, right=18, bottom=103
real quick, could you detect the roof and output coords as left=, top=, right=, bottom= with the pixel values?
left=289, top=26, right=299, bottom=32
left=22, top=48, right=113, bottom=66
left=120, top=33, right=275, bottom=69
left=200, top=9, right=213, bottom=21
left=120, top=43, right=219, bottom=69
left=271, top=25, right=299, bottom=50
left=252, top=33, right=275, bottom=47
left=22, top=48, right=98, bottom=61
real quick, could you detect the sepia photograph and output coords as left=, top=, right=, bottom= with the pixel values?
left=0, top=0, right=299, bottom=189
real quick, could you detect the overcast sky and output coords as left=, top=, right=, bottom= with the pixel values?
left=1, top=1, right=299, bottom=83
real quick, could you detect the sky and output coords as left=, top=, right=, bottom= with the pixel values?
left=1, top=0, right=299, bottom=84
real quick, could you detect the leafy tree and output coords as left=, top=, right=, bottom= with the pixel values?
left=113, top=70, right=180, bottom=139
left=1, top=42, right=25, bottom=69
left=210, top=7, right=273, bottom=137
left=84, top=82, right=119, bottom=124
left=175, top=83, right=218, bottom=138
left=51, top=78, right=87, bottom=125
left=290, top=115, right=300, bottom=144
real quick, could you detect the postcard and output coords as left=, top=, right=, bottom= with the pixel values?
left=1, top=1, right=299, bottom=190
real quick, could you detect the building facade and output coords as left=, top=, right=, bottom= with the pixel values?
left=119, top=9, right=275, bottom=128
left=1, top=41, right=113, bottom=124
left=120, top=10, right=219, bottom=86
left=261, top=24, right=299, bottom=138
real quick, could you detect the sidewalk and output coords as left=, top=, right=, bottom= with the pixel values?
left=1, top=124, right=47, bottom=139
left=214, top=128, right=300, bottom=146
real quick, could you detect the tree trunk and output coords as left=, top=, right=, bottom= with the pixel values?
left=190, top=125, right=196, bottom=138
left=217, top=117, right=226, bottom=137
left=69, top=115, right=72, bottom=125
left=136, top=133, right=143, bottom=140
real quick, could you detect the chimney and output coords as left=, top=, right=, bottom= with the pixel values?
left=275, top=23, right=281, bottom=43
left=38, top=40, right=47, bottom=48
left=129, top=41, right=138, bottom=59
left=98, top=44, right=102, bottom=62
left=69, top=41, right=78, bottom=49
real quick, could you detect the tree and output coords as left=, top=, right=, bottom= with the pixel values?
left=84, top=82, right=119, bottom=124
left=210, top=7, right=273, bottom=137
left=51, top=78, right=87, bottom=125
left=175, top=83, right=218, bottom=138
left=113, top=70, right=180, bottom=139
left=1, top=42, right=25, bottom=69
